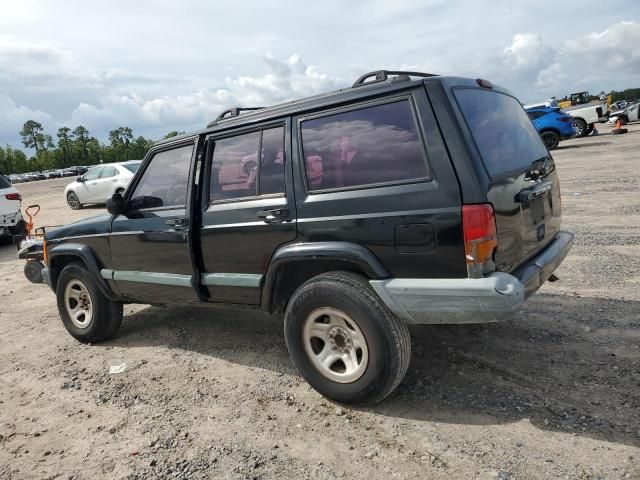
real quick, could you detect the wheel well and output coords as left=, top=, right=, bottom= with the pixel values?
left=49, top=255, right=84, bottom=290
left=269, top=260, right=370, bottom=315
left=540, top=128, right=560, bottom=135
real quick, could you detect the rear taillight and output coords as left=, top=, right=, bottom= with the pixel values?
left=5, top=193, right=21, bottom=201
left=462, top=204, right=497, bottom=277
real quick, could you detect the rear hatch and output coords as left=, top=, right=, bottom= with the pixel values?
left=454, top=86, right=562, bottom=273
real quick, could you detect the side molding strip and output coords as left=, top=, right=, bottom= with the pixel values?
left=201, top=273, right=262, bottom=288
left=101, top=269, right=193, bottom=287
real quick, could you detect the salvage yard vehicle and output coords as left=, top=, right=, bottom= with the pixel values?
left=41, top=70, right=573, bottom=404
left=64, top=161, right=142, bottom=209
left=526, top=106, right=575, bottom=149
left=0, top=174, right=25, bottom=243
left=608, top=101, right=639, bottom=125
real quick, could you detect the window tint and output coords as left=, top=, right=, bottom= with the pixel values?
left=83, top=167, right=102, bottom=181
left=130, top=144, right=193, bottom=210
left=209, top=127, right=286, bottom=202
left=455, top=88, right=549, bottom=177
left=259, top=127, right=285, bottom=195
left=301, top=100, right=427, bottom=191
left=210, top=131, right=261, bottom=202
left=101, top=166, right=117, bottom=178
left=0, top=175, right=10, bottom=188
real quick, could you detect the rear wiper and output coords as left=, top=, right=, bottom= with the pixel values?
left=526, top=156, right=550, bottom=181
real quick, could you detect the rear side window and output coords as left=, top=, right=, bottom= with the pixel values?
left=83, top=167, right=102, bottom=181
left=209, top=127, right=285, bottom=202
left=0, top=175, right=10, bottom=188
left=101, top=166, right=117, bottom=178
left=301, top=100, right=428, bottom=191
left=123, top=162, right=141, bottom=173
left=130, top=144, right=193, bottom=209
left=455, top=88, right=549, bottom=177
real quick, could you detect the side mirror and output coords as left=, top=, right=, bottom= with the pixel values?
left=106, top=193, right=127, bottom=215
left=76, top=176, right=84, bottom=182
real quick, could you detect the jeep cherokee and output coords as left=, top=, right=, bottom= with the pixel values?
left=41, top=70, right=573, bottom=404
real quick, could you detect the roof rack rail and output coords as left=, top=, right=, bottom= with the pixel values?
left=352, top=70, right=438, bottom=88
left=215, top=107, right=264, bottom=122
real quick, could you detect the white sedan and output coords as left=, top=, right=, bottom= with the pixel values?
left=64, top=161, right=141, bottom=210
left=0, top=174, right=25, bottom=242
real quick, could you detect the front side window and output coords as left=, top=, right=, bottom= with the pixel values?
left=300, top=100, right=428, bottom=191
left=209, top=126, right=285, bottom=202
left=83, top=167, right=102, bottom=181
left=130, top=144, right=193, bottom=210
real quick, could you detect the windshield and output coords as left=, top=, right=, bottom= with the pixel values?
left=454, top=88, right=549, bottom=177
left=123, top=162, right=141, bottom=173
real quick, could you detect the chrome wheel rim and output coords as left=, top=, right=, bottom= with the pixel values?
left=64, top=280, right=93, bottom=329
left=302, top=307, right=369, bottom=384
left=67, top=192, right=80, bottom=209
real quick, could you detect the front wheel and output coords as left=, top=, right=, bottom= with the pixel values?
left=541, top=131, right=560, bottom=150
left=56, top=262, right=123, bottom=343
left=284, top=271, right=411, bottom=404
left=66, top=191, right=82, bottom=210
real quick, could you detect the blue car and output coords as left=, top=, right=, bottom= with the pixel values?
left=525, top=107, right=575, bottom=150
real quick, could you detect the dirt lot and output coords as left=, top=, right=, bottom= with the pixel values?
left=1, top=123, right=639, bottom=480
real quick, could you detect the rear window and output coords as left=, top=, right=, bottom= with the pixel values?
left=301, top=100, right=428, bottom=191
left=455, top=88, right=549, bottom=177
left=0, top=175, right=10, bottom=188
left=123, top=162, right=141, bottom=173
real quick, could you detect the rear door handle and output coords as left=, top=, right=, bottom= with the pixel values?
left=257, top=208, right=289, bottom=224
left=166, top=217, right=186, bottom=227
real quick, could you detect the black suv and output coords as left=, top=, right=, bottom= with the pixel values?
left=42, top=71, right=573, bottom=404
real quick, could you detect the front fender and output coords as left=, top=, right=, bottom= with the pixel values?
left=47, top=242, right=120, bottom=301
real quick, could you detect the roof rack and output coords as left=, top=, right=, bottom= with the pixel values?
left=352, top=70, right=438, bottom=88
left=215, top=107, right=264, bottom=122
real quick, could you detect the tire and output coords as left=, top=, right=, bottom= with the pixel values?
left=611, top=128, right=628, bottom=135
left=56, top=262, right=123, bottom=343
left=67, top=191, right=82, bottom=210
left=284, top=271, right=411, bottom=404
left=24, top=260, right=45, bottom=283
left=572, top=118, right=588, bottom=137
left=540, top=131, right=560, bottom=150
left=586, top=124, right=594, bottom=135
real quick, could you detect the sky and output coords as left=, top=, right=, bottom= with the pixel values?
left=1, top=0, right=639, bottom=149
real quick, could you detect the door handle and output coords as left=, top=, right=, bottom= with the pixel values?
left=257, top=208, right=289, bottom=224
left=166, top=218, right=186, bottom=227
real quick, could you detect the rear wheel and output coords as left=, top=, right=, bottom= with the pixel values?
left=66, top=191, right=82, bottom=210
left=284, top=271, right=411, bottom=404
left=573, top=118, right=588, bottom=137
left=541, top=131, right=560, bottom=150
left=56, top=262, right=123, bottom=343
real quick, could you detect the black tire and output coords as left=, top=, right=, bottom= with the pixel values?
left=540, top=131, right=560, bottom=150
left=586, top=124, right=594, bottom=135
left=67, top=191, right=82, bottom=210
left=573, top=118, right=588, bottom=137
left=611, top=128, right=628, bottom=135
left=56, top=262, right=123, bottom=343
left=284, top=271, right=411, bottom=404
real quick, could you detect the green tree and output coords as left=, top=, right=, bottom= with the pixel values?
left=19, top=120, right=45, bottom=154
left=56, top=127, right=75, bottom=167
left=73, top=126, right=91, bottom=163
left=163, top=130, right=185, bottom=139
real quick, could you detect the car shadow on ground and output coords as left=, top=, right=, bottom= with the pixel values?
left=556, top=141, right=612, bottom=150
left=110, top=292, right=640, bottom=448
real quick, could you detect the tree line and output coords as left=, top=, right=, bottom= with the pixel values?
left=0, top=121, right=164, bottom=175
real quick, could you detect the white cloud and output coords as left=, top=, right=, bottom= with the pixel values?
left=0, top=95, right=52, bottom=144
left=67, top=55, right=344, bottom=135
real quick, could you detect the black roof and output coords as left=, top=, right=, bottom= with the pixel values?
left=154, top=70, right=452, bottom=147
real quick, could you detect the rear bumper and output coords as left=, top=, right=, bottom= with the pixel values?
left=370, top=231, right=573, bottom=325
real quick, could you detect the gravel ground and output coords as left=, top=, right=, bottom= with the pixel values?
left=1, top=123, right=639, bottom=479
